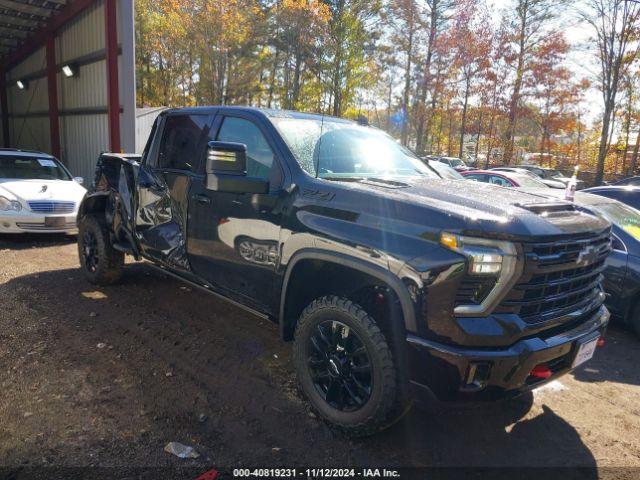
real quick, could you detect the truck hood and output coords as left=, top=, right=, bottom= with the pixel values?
left=0, top=179, right=87, bottom=203
left=342, top=177, right=610, bottom=240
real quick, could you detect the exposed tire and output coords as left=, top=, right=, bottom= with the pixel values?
left=293, top=295, right=399, bottom=437
left=77, top=214, right=124, bottom=285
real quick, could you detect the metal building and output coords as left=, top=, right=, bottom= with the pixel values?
left=0, top=0, right=135, bottom=182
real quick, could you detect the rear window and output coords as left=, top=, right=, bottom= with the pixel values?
left=0, top=156, right=71, bottom=180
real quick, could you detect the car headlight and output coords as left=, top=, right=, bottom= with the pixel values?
left=0, top=196, right=22, bottom=212
left=440, top=232, right=521, bottom=316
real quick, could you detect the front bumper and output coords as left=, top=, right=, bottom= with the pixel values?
left=407, top=305, right=609, bottom=402
left=0, top=212, right=78, bottom=233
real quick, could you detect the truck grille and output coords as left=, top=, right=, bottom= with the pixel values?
left=498, top=230, right=612, bottom=324
left=28, top=201, right=75, bottom=214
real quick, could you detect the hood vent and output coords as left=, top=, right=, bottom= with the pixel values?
left=517, top=201, right=577, bottom=216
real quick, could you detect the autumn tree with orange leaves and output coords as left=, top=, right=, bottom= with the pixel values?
left=135, top=0, right=640, bottom=183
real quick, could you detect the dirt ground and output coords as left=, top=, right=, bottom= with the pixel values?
left=1, top=234, right=639, bottom=479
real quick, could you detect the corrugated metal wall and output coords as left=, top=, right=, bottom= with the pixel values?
left=4, top=0, right=135, bottom=184
left=57, top=1, right=109, bottom=183
left=6, top=48, right=51, bottom=154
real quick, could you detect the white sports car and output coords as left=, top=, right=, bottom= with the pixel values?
left=0, top=149, right=87, bottom=234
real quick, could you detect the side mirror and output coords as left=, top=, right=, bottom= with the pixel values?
left=74, top=177, right=84, bottom=185
left=206, top=141, right=247, bottom=174
left=205, top=141, right=269, bottom=194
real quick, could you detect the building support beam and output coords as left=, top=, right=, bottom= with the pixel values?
left=46, top=34, right=60, bottom=158
left=105, top=0, right=120, bottom=153
left=0, top=69, right=9, bottom=147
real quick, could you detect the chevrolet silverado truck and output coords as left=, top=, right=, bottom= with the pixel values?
left=77, top=107, right=611, bottom=436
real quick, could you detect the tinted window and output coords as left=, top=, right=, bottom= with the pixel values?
left=489, top=175, right=512, bottom=187
left=158, top=114, right=212, bottom=171
left=217, top=117, right=274, bottom=180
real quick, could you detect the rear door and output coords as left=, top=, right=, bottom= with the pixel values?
left=187, top=113, right=285, bottom=314
left=135, top=112, right=214, bottom=270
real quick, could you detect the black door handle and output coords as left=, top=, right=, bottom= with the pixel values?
left=193, top=194, right=211, bottom=204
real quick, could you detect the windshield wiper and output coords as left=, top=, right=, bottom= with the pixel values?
left=321, top=176, right=366, bottom=182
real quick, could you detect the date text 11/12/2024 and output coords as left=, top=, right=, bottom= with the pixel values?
left=233, top=468, right=401, bottom=478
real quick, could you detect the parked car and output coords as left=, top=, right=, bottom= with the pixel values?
left=461, top=169, right=549, bottom=189
left=518, top=165, right=584, bottom=189
left=425, top=159, right=463, bottom=180
left=583, top=186, right=640, bottom=211
left=491, top=167, right=566, bottom=189
left=77, top=107, right=610, bottom=435
left=0, top=149, right=86, bottom=234
left=613, top=176, right=640, bottom=187
left=435, top=156, right=472, bottom=172
left=534, top=189, right=640, bottom=338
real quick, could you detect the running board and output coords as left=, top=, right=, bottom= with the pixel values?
left=145, top=262, right=271, bottom=321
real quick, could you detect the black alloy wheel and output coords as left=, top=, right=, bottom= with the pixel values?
left=308, top=320, right=373, bottom=412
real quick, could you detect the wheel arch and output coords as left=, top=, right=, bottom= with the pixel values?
left=279, top=249, right=417, bottom=342
left=78, top=192, right=109, bottom=223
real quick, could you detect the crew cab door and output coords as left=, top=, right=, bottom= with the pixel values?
left=135, top=112, right=214, bottom=269
left=186, top=113, right=285, bottom=314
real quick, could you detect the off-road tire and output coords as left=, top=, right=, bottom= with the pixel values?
left=77, top=214, right=124, bottom=285
left=293, top=296, right=399, bottom=437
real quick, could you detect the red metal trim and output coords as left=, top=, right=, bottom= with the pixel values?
left=104, top=0, right=120, bottom=152
left=0, top=69, right=9, bottom=147
left=46, top=34, right=61, bottom=158
left=4, top=0, right=95, bottom=69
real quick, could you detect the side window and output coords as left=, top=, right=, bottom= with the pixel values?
left=490, top=175, right=511, bottom=187
left=466, top=174, right=487, bottom=183
left=217, top=117, right=275, bottom=180
left=157, top=114, right=212, bottom=171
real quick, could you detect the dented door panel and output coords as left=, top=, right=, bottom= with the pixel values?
left=134, top=164, right=192, bottom=271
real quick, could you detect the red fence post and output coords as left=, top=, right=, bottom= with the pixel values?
left=104, top=0, right=121, bottom=153
left=46, top=34, right=61, bottom=159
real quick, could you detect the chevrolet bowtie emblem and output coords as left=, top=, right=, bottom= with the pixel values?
left=577, top=245, right=598, bottom=266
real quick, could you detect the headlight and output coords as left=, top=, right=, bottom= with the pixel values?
left=0, top=196, right=22, bottom=212
left=440, top=232, right=521, bottom=316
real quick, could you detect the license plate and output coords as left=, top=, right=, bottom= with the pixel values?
left=572, top=338, right=598, bottom=369
left=45, top=217, right=66, bottom=228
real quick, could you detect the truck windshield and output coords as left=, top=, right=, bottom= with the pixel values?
left=0, top=156, right=71, bottom=180
left=271, top=117, right=436, bottom=180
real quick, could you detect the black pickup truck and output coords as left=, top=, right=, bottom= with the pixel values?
left=77, top=107, right=611, bottom=436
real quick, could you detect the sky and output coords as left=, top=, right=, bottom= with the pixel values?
left=486, top=0, right=604, bottom=125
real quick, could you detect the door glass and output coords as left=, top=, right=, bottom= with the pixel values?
left=466, top=174, right=487, bottom=182
left=157, top=114, right=212, bottom=171
left=490, top=175, right=511, bottom=187
left=217, top=117, right=275, bottom=180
